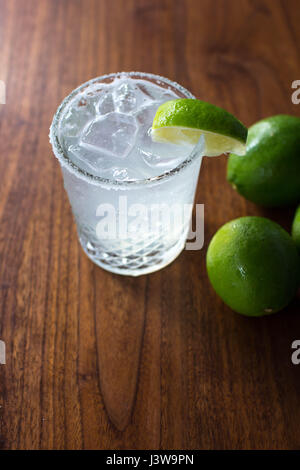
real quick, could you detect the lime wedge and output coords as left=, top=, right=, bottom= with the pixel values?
left=152, top=99, right=247, bottom=156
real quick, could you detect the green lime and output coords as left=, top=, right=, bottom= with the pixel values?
left=151, top=99, right=247, bottom=156
left=227, top=115, right=300, bottom=207
left=206, top=216, right=300, bottom=316
left=292, top=205, right=300, bottom=250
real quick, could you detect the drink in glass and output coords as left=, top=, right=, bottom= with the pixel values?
left=50, top=72, right=204, bottom=276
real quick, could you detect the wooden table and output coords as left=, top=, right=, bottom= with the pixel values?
left=0, top=0, right=300, bottom=450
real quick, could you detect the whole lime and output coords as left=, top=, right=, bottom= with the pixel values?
left=227, top=115, right=300, bottom=207
left=206, top=216, right=300, bottom=316
left=292, top=205, right=300, bottom=250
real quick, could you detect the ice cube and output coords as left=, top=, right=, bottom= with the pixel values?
left=96, top=92, right=114, bottom=115
left=68, top=144, right=113, bottom=174
left=135, top=102, right=157, bottom=127
left=113, top=79, right=151, bottom=113
left=60, top=96, right=96, bottom=137
left=139, top=149, right=162, bottom=167
left=135, top=104, right=192, bottom=170
left=113, top=81, right=137, bottom=113
left=139, top=147, right=188, bottom=170
left=80, top=112, right=137, bottom=159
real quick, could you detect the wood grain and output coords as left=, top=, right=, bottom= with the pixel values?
left=0, top=0, right=300, bottom=450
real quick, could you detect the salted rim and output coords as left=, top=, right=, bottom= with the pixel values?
left=49, top=71, right=201, bottom=188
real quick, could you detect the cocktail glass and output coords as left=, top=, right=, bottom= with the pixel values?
left=50, top=72, right=204, bottom=276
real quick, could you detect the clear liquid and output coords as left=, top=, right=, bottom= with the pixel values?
left=59, top=74, right=194, bottom=181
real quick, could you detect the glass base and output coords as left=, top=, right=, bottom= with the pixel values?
left=78, top=232, right=186, bottom=276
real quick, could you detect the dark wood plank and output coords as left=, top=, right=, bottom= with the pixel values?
left=0, top=0, right=299, bottom=450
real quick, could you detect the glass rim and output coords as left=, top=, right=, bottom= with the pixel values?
left=49, top=71, right=201, bottom=188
